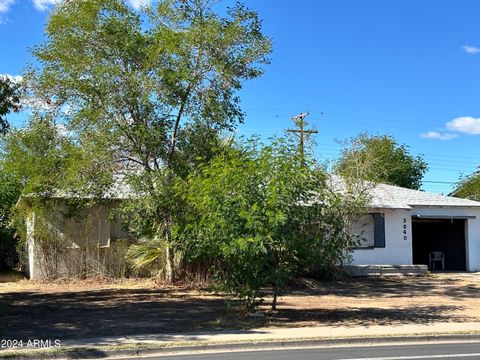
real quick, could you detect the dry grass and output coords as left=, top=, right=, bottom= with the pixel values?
left=1, top=273, right=480, bottom=341
left=0, top=276, right=158, bottom=293
left=271, top=274, right=480, bottom=326
left=0, top=271, right=25, bottom=284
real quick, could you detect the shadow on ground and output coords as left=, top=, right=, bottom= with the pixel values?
left=268, top=305, right=467, bottom=327
left=0, top=276, right=477, bottom=341
left=286, top=276, right=480, bottom=299
left=1, top=288, right=244, bottom=340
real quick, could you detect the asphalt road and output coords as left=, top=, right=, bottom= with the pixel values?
left=126, top=342, right=480, bottom=360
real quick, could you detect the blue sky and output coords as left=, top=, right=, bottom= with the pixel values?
left=2, top=1, right=480, bottom=193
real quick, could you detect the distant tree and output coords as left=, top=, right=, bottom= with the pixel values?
left=335, top=133, right=428, bottom=190
left=0, top=76, right=22, bottom=135
left=451, top=171, right=480, bottom=201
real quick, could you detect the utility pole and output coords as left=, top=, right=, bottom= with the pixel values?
left=286, top=112, right=318, bottom=158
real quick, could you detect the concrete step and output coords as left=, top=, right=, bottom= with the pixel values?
left=345, top=264, right=428, bottom=277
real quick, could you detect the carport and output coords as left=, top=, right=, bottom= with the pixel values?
left=412, top=216, right=469, bottom=271
left=343, top=178, right=480, bottom=272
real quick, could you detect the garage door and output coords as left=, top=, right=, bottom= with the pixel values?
left=412, top=218, right=466, bottom=271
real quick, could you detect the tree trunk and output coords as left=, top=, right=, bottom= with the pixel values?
left=272, top=287, right=278, bottom=311
left=165, top=244, right=175, bottom=284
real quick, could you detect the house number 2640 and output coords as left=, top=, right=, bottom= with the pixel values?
left=402, top=218, right=407, bottom=240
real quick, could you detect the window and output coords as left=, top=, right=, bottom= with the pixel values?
left=351, top=213, right=385, bottom=249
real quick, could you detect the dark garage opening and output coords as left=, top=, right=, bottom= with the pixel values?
left=412, top=218, right=467, bottom=271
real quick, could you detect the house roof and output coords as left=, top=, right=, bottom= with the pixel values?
left=19, top=174, right=137, bottom=203
left=329, top=176, right=480, bottom=210
left=369, top=183, right=480, bottom=209
left=21, top=173, right=480, bottom=210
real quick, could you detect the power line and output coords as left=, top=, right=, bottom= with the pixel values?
left=241, top=108, right=480, bottom=151
left=238, top=127, right=480, bottom=162
left=423, top=180, right=457, bottom=184
left=286, top=112, right=318, bottom=159
left=243, top=106, right=449, bottom=129
left=243, top=141, right=480, bottom=167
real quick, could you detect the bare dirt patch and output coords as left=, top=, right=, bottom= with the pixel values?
left=274, top=274, right=480, bottom=327
left=1, top=274, right=480, bottom=341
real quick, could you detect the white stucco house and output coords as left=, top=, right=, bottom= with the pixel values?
left=23, top=176, right=480, bottom=279
left=346, top=181, right=480, bottom=273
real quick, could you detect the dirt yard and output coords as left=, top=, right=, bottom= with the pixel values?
left=1, top=274, right=480, bottom=341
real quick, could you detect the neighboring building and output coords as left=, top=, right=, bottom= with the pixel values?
left=21, top=178, right=134, bottom=279
left=24, top=201, right=130, bottom=279
left=22, top=177, right=480, bottom=279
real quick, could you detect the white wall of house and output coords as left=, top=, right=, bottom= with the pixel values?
left=351, top=209, right=413, bottom=266
left=411, top=206, right=480, bottom=272
left=349, top=206, right=480, bottom=271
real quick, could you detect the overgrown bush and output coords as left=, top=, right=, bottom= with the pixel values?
left=177, top=138, right=367, bottom=310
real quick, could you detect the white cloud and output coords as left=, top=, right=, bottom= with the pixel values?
left=0, top=0, right=15, bottom=14
left=0, top=0, right=14, bottom=23
left=446, top=116, right=480, bottom=135
left=128, top=0, right=152, bottom=10
left=32, top=0, right=60, bottom=11
left=462, top=45, right=480, bottom=55
left=420, top=131, right=458, bottom=141
left=422, top=116, right=480, bottom=139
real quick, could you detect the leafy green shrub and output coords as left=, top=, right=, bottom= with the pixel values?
left=178, top=137, right=366, bottom=310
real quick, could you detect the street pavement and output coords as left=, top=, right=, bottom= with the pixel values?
left=114, top=342, right=480, bottom=360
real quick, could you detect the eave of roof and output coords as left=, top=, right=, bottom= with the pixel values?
left=329, top=176, right=480, bottom=210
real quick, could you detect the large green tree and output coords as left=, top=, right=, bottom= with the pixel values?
left=29, top=0, right=271, bottom=282
left=335, top=133, right=428, bottom=190
left=174, top=138, right=364, bottom=310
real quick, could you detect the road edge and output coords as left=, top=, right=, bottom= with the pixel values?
left=2, top=332, right=480, bottom=359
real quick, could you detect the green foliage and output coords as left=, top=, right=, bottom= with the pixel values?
left=0, top=118, right=73, bottom=271
left=179, top=137, right=363, bottom=310
left=0, top=168, right=21, bottom=228
left=1, top=118, right=75, bottom=195
left=0, top=167, right=22, bottom=271
left=452, top=170, right=480, bottom=200
left=126, top=241, right=166, bottom=272
left=28, top=0, right=271, bottom=282
left=0, top=76, right=21, bottom=135
left=336, top=133, right=428, bottom=190
left=30, top=0, right=271, bottom=174
left=0, top=115, right=117, bottom=275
